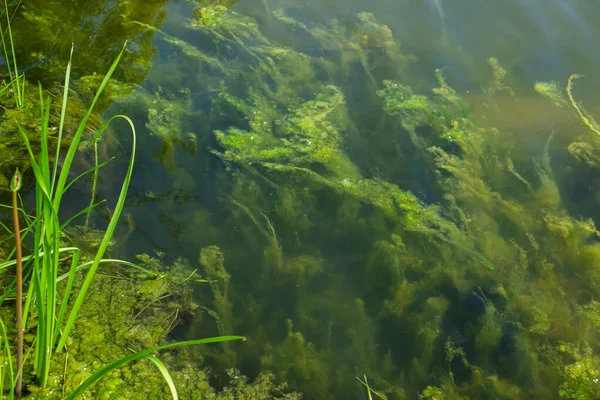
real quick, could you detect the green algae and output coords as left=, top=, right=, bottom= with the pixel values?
left=312, top=11, right=413, bottom=85
left=5, top=2, right=600, bottom=400
left=1, top=249, right=299, bottom=399
left=110, top=6, right=600, bottom=398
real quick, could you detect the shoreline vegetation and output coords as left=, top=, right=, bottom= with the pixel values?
left=0, top=2, right=243, bottom=398
left=1, top=0, right=600, bottom=399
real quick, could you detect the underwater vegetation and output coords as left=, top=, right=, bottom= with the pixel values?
left=0, top=1, right=247, bottom=398
left=4, top=0, right=600, bottom=399
left=108, top=2, right=600, bottom=399
left=0, top=0, right=178, bottom=189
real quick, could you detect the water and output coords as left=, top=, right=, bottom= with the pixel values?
left=10, top=0, right=600, bottom=398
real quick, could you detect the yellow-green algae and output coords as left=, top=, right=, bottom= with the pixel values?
left=110, top=5, right=600, bottom=398
left=4, top=1, right=600, bottom=399
left=1, top=248, right=300, bottom=399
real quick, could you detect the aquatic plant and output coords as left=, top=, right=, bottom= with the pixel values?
left=0, top=0, right=23, bottom=109
left=42, top=3, right=600, bottom=399
left=312, top=11, right=413, bottom=85
left=357, top=374, right=388, bottom=400
left=566, top=74, right=600, bottom=137
left=0, top=31, right=240, bottom=400
left=8, top=168, right=23, bottom=395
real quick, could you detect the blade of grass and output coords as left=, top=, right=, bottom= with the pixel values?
left=52, top=42, right=128, bottom=210
left=60, top=199, right=106, bottom=230
left=0, top=317, right=15, bottom=400
left=5, top=0, right=22, bottom=107
left=63, top=157, right=115, bottom=195
left=53, top=249, right=80, bottom=344
left=356, top=375, right=387, bottom=400
left=0, top=0, right=22, bottom=108
left=57, top=113, right=136, bottom=351
left=0, top=247, right=79, bottom=271
left=64, top=336, right=245, bottom=399
left=56, top=259, right=157, bottom=282
left=85, top=139, right=100, bottom=229
left=145, top=354, right=178, bottom=400
left=51, top=43, right=74, bottom=195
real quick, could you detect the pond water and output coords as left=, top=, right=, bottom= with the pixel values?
left=10, top=0, right=600, bottom=398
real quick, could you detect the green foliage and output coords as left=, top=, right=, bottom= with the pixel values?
left=116, top=86, right=197, bottom=168
left=376, top=75, right=470, bottom=143
left=199, top=246, right=235, bottom=344
left=216, top=85, right=357, bottom=176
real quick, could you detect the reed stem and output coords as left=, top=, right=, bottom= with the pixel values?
left=11, top=169, right=23, bottom=396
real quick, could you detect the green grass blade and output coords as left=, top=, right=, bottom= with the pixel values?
left=357, top=375, right=387, bottom=400
left=60, top=199, right=106, bottom=230
left=38, top=84, right=51, bottom=182
left=22, top=271, right=35, bottom=330
left=64, top=336, right=245, bottom=400
left=56, top=259, right=157, bottom=282
left=53, top=42, right=127, bottom=210
left=0, top=317, right=15, bottom=400
left=0, top=80, right=10, bottom=97
left=85, top=113, right=127, bottom=229
left=0, top=247, right=79, bottom=271
left=85, top=140, right=99, bottom=229
left=51, top=43, right=74, bottom=195
left=53, top=250, right=80, bottom=344
left=63, top=157, right=115, bottom=195
left=145, top=354, right=178, bottom=400
left=3, top=0, right=21, bottom=107
left=0, top=0, right=20, bottom=108
left=15, top=123, right=54, bottom=205
left=57, top=114, right=136, bottom=351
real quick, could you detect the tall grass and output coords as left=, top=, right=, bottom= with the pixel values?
left=0, top=0, right=23, bottom=108
left=0, top=3, right=243, bottom=398
left=18, top=41, right=137, bottom=389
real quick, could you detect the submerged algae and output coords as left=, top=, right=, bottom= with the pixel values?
left=1, top=248, right=300, bottom=399
left=46, top=3, right=600, bottom=400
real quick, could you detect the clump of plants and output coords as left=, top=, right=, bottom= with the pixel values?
left=0, top=5, right=242, bottom=398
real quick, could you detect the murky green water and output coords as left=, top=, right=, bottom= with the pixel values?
left=7, top=0, right=600, bottom=398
